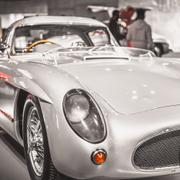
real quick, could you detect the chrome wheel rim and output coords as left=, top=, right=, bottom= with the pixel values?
left=27, top=106, right=44, bottom=177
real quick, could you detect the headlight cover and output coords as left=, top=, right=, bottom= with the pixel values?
left=63, top=89, right=106, bottom=143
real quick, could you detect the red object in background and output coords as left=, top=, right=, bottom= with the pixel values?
left=120, top=6, right=135, bottom=25
left=127, top=41, right=133, bottom=47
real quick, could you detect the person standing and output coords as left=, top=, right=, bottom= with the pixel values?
left=126, top=8, right=154, bottom=50
left=109, top=10, right=124, bottom=45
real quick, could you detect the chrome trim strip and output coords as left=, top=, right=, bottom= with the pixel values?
left=0, top=109, right=14, bottom=122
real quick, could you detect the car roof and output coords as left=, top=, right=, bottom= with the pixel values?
left=11, top=15, right=106, bottom=28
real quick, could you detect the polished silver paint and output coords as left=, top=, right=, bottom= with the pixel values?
left=0, top=16, right=180, bottom=179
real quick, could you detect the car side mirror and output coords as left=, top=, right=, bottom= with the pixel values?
left=0, top=43, right=8, bottom=53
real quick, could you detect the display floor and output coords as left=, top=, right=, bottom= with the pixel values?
left=0, top=131, right=179, bottom=180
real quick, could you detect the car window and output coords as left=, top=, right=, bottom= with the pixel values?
left=88, top=29, right=110, bottom=46
left=13, top=25, right=87, bottom=54
left=12, top=25, right=115, bottom=55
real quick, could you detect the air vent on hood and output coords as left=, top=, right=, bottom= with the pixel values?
left=84, top=56, right=129, bottom=61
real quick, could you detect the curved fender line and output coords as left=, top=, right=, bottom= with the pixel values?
left=9, top=77, right=53, bottom=104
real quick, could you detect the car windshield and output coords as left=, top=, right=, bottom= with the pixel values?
left=38, top=46, right=155, bottom=65
left=13, top=24, right=116, bottom=54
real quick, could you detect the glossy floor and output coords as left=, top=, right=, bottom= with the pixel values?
left=0, top=131, right=180, bottom=180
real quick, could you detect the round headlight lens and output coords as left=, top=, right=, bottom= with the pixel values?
left=63, top=89, right=106, bottom=143
left=65, top=94, right=90, bottom=123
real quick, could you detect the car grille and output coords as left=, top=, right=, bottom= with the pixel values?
left=134, top=130, right=180, bottom=169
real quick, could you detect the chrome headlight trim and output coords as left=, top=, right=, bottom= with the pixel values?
left=63, top=89, right=107, bottom=143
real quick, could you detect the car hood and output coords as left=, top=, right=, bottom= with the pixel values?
left=60, top=59, right=180, bottom=114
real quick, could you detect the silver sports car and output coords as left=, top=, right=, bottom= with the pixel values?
left=0, top=16, right=179, bottom=180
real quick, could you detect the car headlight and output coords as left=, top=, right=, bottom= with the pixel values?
left=63, top=89, right=106, bottom=143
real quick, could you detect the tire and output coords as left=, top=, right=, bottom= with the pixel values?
left=154, top=44, right=163, bottom=57
left=23, top=95, right=57, bottom=180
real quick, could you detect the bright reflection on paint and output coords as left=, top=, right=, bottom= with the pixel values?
left=142, top=84, right=148, bottom=88
left=132, top=90, right=137, bottom=94
left=17, top=69, right=33, bottom=79
left=19, top=81, right=26, bottom=88
left=75, top=76, right=79, bottom=80
left=105, top=68, right=111, bottom=71
left=162, top=62, right=169, bottom=66
left=132, top=95, right=138, bottom=100
left=150, top=90, right=156, bottom=95
left=128, top=68, right=133, bottom=72
left=0, top=65, right=11, bottom=70
left=131, top=90, right=138, bottom=100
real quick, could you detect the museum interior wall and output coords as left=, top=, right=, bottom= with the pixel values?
left=0, top=0, right=179, bottom=49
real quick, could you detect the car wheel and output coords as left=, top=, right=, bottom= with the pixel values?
left=154, top=44, right=163, bottom=57
left=23, top=95, right=57, bottom=180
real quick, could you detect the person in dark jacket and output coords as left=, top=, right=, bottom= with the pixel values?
left=109, top=10, right=124, bottom=45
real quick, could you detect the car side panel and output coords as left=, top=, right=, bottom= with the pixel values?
left=0, top=78, right=17, bottom=137
left=0, top=60, right=22, bottom=139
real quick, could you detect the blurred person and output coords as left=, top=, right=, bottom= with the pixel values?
left=126, top=8, right=154, bottom=50
left=118, top=6, right=135, bottom=46
left=109, top=10, right=125, bottom=45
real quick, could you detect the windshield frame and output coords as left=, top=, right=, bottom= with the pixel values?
left=11, top=24, right=116, bottom=55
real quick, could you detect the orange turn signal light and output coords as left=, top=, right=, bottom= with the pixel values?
left=91, top=149, right=107, bottom=165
